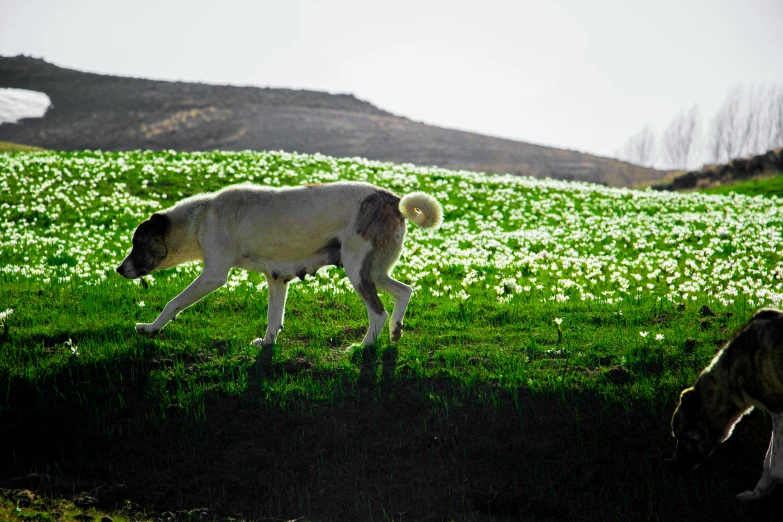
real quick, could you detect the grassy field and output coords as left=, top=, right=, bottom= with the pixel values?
left=701, top=173, right=783, bottom=199
left=2, top=150, right=783, bottom=521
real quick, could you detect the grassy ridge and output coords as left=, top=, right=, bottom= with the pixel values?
left=0, top=141, right=46, bottom=152
left=2, top=150, right=783, bottom=520
left=701, top=173, right=783, bottom=198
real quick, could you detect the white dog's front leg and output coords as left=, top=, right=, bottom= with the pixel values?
left=136, top=269, right=229, bottom=335
left=252, top=278, right=289, bottom=347
left=737, top=413, right=783, bottom=501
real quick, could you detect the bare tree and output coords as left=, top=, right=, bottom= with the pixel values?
left=742, top=84, right=763, bottom=155
left=767, top=86, right=783, bottom=150
left=707, top=83, right=783, bottom=163
left=619, top=124, right=657, bottom=167
left=661, top=104, right=701, bottom=170
left=623, top=83, right=783, bottom=170
left=760, top=86, right=778, bottom=150
left=709, top=85, right=746, bottom=163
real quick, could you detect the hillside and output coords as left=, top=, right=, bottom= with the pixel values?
left=0, top=55, right=665, bottom=187
left=653, top=148, right=783, bottom=192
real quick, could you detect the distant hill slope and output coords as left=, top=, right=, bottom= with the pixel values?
left=0, top=55, right=664, bottom=187
left=0, top=141, right=45, bottom=152
left=652, top=149, right=783, bottom=192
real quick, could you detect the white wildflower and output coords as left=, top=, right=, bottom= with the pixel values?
left=65, top=338, right=79, bottom=356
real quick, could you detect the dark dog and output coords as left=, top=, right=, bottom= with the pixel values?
left=671, top=309, right=783, bottom=500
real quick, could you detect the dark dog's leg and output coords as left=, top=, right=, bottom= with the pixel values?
left=737, top=412, right=783, bottom=500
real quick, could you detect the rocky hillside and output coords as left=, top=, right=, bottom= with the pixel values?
left=0, top=55, right=665, bottom=187
left=653, top=149, right=783, bottom=191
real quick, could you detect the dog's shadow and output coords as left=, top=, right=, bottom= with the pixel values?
left=356, top=344, right=399, bottom=389
left=250, top=341, right=398, bottom=390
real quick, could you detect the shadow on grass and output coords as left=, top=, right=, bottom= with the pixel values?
left=1, top=344, right=781, bottom=522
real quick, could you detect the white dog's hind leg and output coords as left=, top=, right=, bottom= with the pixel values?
left=136, top=267, right=229, bottom=335
left=252, top=278, right=289, bottom=347
left=737, top=413, right=783, bottom=500
left=343, top=251, right=387, bottom=348
left=376, top=275, right=412, bottom=342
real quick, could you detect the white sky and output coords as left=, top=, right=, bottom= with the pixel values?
left=1, top=0, right=782, bottom=168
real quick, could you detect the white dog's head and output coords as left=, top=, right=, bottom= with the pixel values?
left=116, top=213, right=170, bottom=279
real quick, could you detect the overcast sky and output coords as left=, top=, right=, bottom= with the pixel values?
left=1, top=0, right=782, bottom=167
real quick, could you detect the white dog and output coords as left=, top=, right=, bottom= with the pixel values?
left=117, top=182, right=442, bottom=348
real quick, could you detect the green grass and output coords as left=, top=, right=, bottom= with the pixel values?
left=0, top=489, right=143, bottom=522
left=2, top=150, right=783, bottom=520
left=701, top=172, right=783, bottom=198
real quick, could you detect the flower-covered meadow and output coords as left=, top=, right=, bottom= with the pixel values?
left=1, top=149, right=781, bottom=407
left=3, top=150, right=782, bottom=309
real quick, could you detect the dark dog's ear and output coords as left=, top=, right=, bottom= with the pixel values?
left=679, top=387, right=701, bottom=416
left=672, top=387, right=700, bottom=434
left=148, top=213, right=170, bottom=235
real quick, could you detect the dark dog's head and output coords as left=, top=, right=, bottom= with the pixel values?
left=116, top=213, right=170, bottom=279
left=671, top=387, right=721, bottom=471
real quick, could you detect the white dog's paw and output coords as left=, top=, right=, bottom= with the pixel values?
left=135, top=323, right=159, bottom=336
left=346, top=343, right=368, bottom=354
left=329, top=343, right=361, bottom=356
left=736, top=490, right=762, bottom=501
left=251, top=337, right=271, bottom=348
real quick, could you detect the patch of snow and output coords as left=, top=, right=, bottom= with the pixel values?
left=0, top=88, right=51, bottom=125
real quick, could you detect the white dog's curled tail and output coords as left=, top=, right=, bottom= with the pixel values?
left=399, top=192, right=444, bottom=229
